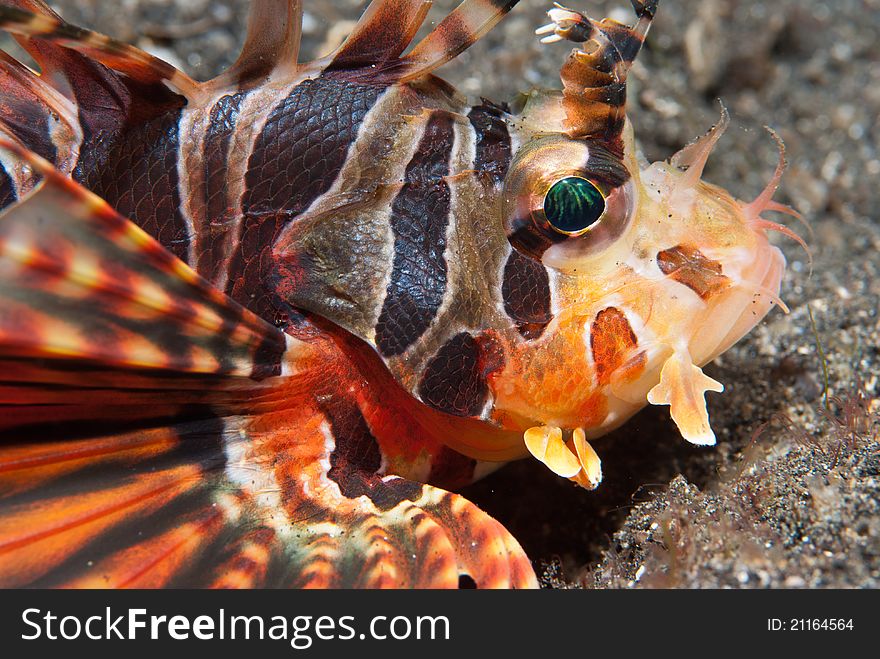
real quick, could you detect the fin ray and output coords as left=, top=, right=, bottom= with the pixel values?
left=212, top=0, right=303, bottom=87
left=329, top=0, right=432, bottom=71
left=0, top=3, right=201, bottom=99
left=401, top=0, right=519, bottom=80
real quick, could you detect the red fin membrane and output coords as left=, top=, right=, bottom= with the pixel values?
left=0, top=143, right=535, bottom=588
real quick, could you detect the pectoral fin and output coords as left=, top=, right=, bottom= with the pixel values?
left=524, top=425, right=603, bottom=490
left=647, top=350, right=724, bottom=446
left=0, top=139, right=537, bottom=589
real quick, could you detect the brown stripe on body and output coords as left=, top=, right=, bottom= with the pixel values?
left=199, top=74, right=317, bottom=291
left=378, top=101, right=515, bottom=414
left=417, top=332, right=492, bottom=418
left=194, top=91, right=250, bottom=280
left=269, top=84, right=444, bottom=342
left=226, top=77, right=386, bottom=322
left=374, top=110, right=455, bottom=357
left=467, top=100, right=511, bottom=185
left=76, top=106, right=191, bottom=263
left=506, top=214, right=567, bottom=261
left=501, top=248, right=553, bottom=340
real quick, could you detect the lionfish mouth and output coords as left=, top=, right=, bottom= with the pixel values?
left=703, top=238, right=788, bottom=363
left=695, top=127, right=809, bottom=366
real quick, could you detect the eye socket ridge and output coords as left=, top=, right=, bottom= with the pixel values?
left=541, top=176, right=607, bottom=236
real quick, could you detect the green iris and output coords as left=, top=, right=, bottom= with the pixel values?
left=543, top=177, right=606, bottom=235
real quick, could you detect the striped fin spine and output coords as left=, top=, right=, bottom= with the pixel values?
left=398, top=0, right=520, bottom=80
left=328, top=0, right=432, bottom=71
left=0, top=1, right=201, bottom=100
left=209, top=0, right=303, bottom=88
left=324, top=0, right=520, bottom=82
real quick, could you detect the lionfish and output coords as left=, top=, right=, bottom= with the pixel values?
left=0, top=0, right=798, bottom=588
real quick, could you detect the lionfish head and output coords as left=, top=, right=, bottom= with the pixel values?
left=267, top=2, right=802, bottom=488
left=479, top=1, right=804, bottom=485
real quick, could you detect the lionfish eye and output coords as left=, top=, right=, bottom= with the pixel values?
left=543, top=177, right=606, bottom=235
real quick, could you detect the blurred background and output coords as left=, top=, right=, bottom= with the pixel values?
left=14, top=0, right=880, bottom=587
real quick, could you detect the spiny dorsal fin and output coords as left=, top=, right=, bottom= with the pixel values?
left=328, top=0, right=432, bottom=71
left=399, top=0, right=520, bottom=81
left=210, top=0, right=303, bottom=88
left=0, top=3, right=201, bottom=101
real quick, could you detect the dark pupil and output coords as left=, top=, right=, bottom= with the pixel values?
left=544, top=177, right=605, bottom=234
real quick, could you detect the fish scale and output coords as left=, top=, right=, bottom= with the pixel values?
left=0, top=0, right=800, bottom=588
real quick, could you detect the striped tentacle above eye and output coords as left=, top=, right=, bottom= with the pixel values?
left=541, top=0, right=658, bottom=147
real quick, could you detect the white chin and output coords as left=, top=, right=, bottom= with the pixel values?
left=689, top=241, right=787, bottom=366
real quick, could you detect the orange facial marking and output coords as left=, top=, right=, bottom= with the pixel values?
left=657, top=244, right=730, bottom=300
left=590, top=307, right=644, bottom=386
left=576, top=390, right=611, bottom=425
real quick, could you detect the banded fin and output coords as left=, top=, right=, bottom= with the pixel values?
left=400, top=0, right=520, bottom=81
left=0, top=386, right=536, bottom=588
left=211, top=0, right=303, bottom=87
left=0, top=139, right=286, bottom=380
left=0, top=2, right=201, bottom=100
left=0, top=142, right=534, bottom=588
left=233, top=398, right=536, bottom=589
left=0, top=141, right=273, bottom=587
left=329, top=0, right=432, bottom=71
